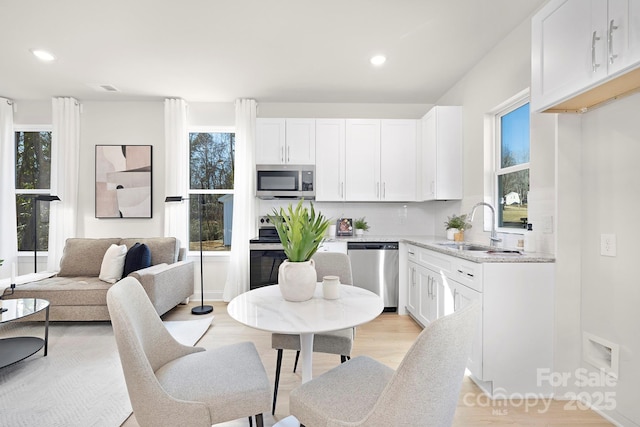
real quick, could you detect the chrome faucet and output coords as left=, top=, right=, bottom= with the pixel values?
left=468, top=202, right=502, bottom=247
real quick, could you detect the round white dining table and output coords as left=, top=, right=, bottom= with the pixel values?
left=227, top=283, right=384, bottom=383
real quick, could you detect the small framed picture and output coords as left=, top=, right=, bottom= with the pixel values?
left=337, top=218, right=353, bottom=236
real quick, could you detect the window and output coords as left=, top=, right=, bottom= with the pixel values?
left=189, top=128, right=235, bottom=252
left=15, top=127, right=53, bottom=251
left=495, top=97, right=530, bottom=229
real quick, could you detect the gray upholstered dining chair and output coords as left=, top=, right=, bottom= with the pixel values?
left=107, top=277, right=271, bottom=427
left=271, top=251, right=354, bottom=415
left=289, top=302, right=481, bottom=427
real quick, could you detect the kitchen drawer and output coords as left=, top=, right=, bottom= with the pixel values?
left=449, top=257, right=482, bottom=292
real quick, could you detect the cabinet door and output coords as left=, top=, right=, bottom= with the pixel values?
left=380, top=120, right=417, bottom=201
left=407, top=262, right=419, bottom=316
left=608, top=0, right=640, bottom=75
left=531, top=0, right=608, bottom=112
left=345, top=119, right=380, bottom=201
left=315, top=119, right=346, bottom=201
left=285, top=119, right=315, bottom=165
left=447, top=280, right=483, bottom=378
left=256, top=118, right=286, bottom=164
left=418, top=267, right=440, bottom=325
left=420, top=107, right=462, bottom=201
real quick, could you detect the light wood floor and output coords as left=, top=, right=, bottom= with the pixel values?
left=122, top=301, right=612, bottom=427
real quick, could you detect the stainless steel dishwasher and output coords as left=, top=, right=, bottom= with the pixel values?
left=347, top=242, right=398, bottom=312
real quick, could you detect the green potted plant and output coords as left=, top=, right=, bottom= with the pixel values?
left=444, top=214, right=472, bottom=241
left=354, top=217, right=370, bottom=236
left=269, top=200, right=330, bottom=301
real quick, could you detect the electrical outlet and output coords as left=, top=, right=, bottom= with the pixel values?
left=601, top=234, right=617, bottom=257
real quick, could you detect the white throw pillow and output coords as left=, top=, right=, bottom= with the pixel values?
left=99, top=244, right=127, bottom=284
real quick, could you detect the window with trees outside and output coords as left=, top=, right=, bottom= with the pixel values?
left=495, top=99, right=530, bottom=229
left=189, top=128, right=235, bottom=252
left=15, top=128, right=53, bottom=251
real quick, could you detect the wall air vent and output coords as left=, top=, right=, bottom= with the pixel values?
left=99, top=84, right=119, bottom=92
left=86, top=83, right=120, bottom=92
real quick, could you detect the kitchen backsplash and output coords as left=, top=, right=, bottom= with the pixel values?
left=257, top=199, right=438, bottom=237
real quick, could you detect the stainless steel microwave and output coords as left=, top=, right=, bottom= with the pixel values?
left=256, top=165, right=315, bottom=199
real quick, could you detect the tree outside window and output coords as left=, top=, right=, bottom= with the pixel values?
left=496, top=102, right=530, bottom=229
left=15, top=129, right=52, bottom=251
left=189, top=129, right=235, bottom=252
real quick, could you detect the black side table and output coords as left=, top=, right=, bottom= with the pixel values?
left=0, top=298, right=50, bottom=368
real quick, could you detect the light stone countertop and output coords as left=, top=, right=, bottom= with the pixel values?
left=325, top=234, right=555, bottom=264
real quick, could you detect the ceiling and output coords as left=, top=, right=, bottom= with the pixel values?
left=0, top=0, right=546, bottom=104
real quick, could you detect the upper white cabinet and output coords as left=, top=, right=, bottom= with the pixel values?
left=316, top=119, right=417, bottom=202
left=380, top=120, right=418, bottom=201
left=344, top=119, right=417, bottom=201
left=256, top=118, right=315, bottom=165
left=315, top=119, right=346, bottom=201
left=420, top=106, right=462, bottom=201
left=345, top=119, right=381, bottom=201
left=532, top=0, right=640, bottom=112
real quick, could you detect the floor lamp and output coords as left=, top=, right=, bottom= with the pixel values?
left=33, top=195, right=61, bottom=273
left=165, top=195, right=213, bottom=315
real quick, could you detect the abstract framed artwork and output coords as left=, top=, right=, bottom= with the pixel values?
left=95, top=145, right=152, bottom=218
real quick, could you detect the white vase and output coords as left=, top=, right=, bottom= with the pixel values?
left=278, top=259, right=317, bottom=302
left=355, top=229, right=364, bottom=236
left=446, top=228, right=459, bottom=240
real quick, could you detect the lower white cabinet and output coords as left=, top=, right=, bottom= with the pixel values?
left=403, top=244, right=554, bottom=397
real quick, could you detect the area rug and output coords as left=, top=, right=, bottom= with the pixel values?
left=0, top=316, right=214, bottom=427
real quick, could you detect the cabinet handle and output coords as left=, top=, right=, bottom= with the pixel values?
left=609, top=19, right=619, bottom=65
left=281, top=146, right=285, bottom=163
left=453, top=289, right=459, bottom=311
left=341, top=182, right=344, bottom=199
left=430, top=181, right=435, bottom=196
left=592, top=31, right=601, bottom=72
left=287, top=145, right=290, bottom=163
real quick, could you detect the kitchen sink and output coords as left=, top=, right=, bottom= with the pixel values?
left=437, top=242, right=488, bottom=251
left=436, top=242, right=521, bottom=254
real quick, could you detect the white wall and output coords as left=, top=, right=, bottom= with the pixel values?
left=579, top=93, right=640, bottom=426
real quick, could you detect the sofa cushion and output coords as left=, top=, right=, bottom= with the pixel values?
left=11, top=276, right=112, bottom=306
left=120, top=237, right=179, bottom=265
left=99, top=244, right=127, bottom=284
left=59, top=238, right=122, bottom=276
left=122, top=243, right=151, bottom=278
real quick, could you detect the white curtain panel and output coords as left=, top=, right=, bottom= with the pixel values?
left=0, top=97, right=17, bottom=279
left=163, top=99, right=189, bottom=245
left=223, top=99, right=257, bottom=301
left=48, top=97, right=81, bottom=271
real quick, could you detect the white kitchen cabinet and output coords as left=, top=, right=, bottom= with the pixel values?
left=531, top=0, right=640, bottom=112
left=401, top=243, right=554, bottom=397
left=417, top=265, right=443, bottom=326
left=344, top=119, right=417, bottom=201
left=380, top=120, right=417, bottom=201
left=407, top=262, right=419, bottom=316
left=420, top=106, right=462, bottom=200
left=345, top=119, right=381, bottom=201
left=256, top=118, right=315, bottom=165
left=315, top=119, right=346, bottom=201
left=446, top=278, right=483, bottom=378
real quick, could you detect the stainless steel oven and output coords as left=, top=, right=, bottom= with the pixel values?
left=249, top=219, right=285, bottom=289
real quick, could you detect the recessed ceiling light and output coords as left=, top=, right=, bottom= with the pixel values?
left=370, top=55, right=386, bottom=66
left=30, top=49, right=56, bottom=62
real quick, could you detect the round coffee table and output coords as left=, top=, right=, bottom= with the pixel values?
left=0, top=298, right=50, bottom=368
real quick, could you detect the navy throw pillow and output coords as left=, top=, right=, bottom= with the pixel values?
left=122, top=243, right=151, bottom=278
